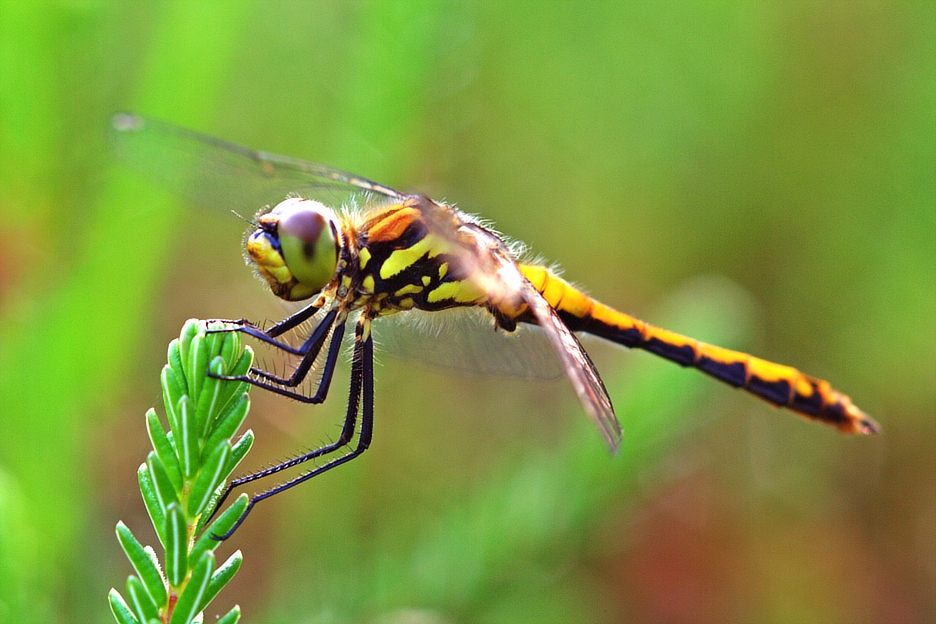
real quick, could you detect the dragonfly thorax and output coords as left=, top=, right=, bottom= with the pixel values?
left=247, top=198, right=342, bottom=302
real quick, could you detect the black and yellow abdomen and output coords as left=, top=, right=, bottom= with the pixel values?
left=519, top=264, right=879, bottom=435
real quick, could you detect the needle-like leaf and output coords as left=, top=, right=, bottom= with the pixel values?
left=110, top=320, right=252, bottom=623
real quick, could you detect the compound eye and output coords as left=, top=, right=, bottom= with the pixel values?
left=275, top=199, right=340, bottom=294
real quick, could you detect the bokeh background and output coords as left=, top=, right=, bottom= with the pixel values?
left=0, top=2, right=933, bottom=622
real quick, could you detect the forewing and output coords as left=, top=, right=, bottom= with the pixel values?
left=109, top=113, right=405, bottom=216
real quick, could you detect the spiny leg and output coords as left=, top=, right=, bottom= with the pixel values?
left=246, top=318, right=334, bottom=386
left=264, top=301, right=330, bottom=338
left=213, top=309, right=346, bottom=401
left=207, top=301, right=326, bottom=356
left=204, top=312, right=345, bottom=524
left=236, top=320, right=345, bottom=402
left=211, top=316, right=375, bottom=540
left=229, top=309, right=335, bottom=381
left=203, top=313, right=347, bottom=523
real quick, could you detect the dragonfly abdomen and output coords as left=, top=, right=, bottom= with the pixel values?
left=520, top=264, right=879, bottom=435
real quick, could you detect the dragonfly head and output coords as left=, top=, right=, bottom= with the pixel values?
left=247, top=197, right=341, bottom=301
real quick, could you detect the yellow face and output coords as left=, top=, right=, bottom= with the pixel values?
left=246, top=198, right=340, bottom=301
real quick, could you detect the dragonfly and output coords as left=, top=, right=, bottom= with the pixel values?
left=111, top=113, right=879, bottom=538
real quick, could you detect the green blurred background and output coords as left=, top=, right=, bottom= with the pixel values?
left=0, top=1, right=933, bottom=622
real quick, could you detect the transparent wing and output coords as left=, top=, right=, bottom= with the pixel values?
left=109, top=113, right=405, bottom=215
left=415, top=203, right=623, bottom=451
left=487, top=256, right=623, bottom=452
left=372, top=306, right=564, bottom=380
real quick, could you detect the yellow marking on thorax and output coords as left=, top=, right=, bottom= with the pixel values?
left=395, top=283, right=423, bottom=296
left=358, top=247, right=371, bottom=270
left=361, top=275, right=376, bottom=294
left=380, top=233, right=455, bottom=280
left=427, top=279, right=486, bottom=304
left=381, top=238, right=432, bottom=280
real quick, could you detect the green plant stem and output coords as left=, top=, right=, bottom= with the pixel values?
left=109, top=320, right=254, bottom=624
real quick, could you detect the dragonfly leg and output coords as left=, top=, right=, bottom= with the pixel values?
left=201, top=313, right=344, bottom=527
left=218, top=311, right=345, bottom=403
left=210, top=317, right=374, bottom=540
left=206, top=302, right=326, bottom=356
left=264, top=302, right=328, bottom=338
left=240, top=309, right=338, bottom=383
